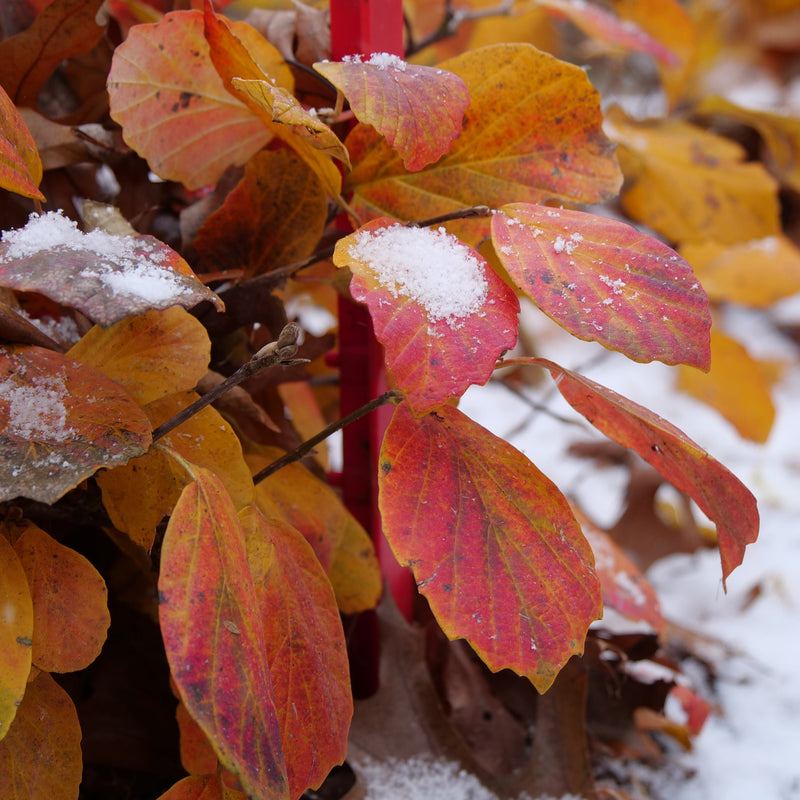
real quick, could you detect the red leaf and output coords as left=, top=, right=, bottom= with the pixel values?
left=158, top=468, right=288, bottom=800
left=528, top=358, right=759, bottom=586
left=334, top=218, right=519, bottom=414
left=240, top=508, right=352, bottom=797
left=0, top=83, right=44, bottom=201
left=314, top=56, right=469, bottom=170
left=492, top=204, right=711, bottom=369
left=0, top=211, right=222, bottom=327
left=669, top=684, right=711, bottom=736
left=0, top=345, right=152, bottom=505
left=379, top=401, right=601, bottom=692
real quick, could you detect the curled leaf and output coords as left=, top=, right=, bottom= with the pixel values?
left=0, top=84, right=44, bottom=201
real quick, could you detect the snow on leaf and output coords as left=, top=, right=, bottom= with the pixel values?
left=492, top=203, right=711, bottom=369
left=314, top=55, right=469, bottom=170
left=0, top=211, right=223, bottom=327
left=334, top=219, right=519, bottom=414
left=529, top=358, right=759, bottom=586
left=13, top=522, right=110, bottom=673
left=107, top=10, right=287, bottom=189
left=158, top=468, right=288, bottom=800
left=378, top=401, right=602, bottom=692
left=0, top=83, right=44, bottom=201
left=0, top=346, right=152, bottom=505
left=240, top=507, right=352, bottom=797
left=346, top=43, right=621, bottom=246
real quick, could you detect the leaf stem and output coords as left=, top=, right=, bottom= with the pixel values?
left=151, top=323, right=307, bottom=442
left=252, top=389, right=403, bottom=484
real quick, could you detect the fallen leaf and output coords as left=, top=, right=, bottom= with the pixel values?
left=159, top=468, right=288, bottom=800
left=492, top=203, right=710, bottom=369
left=0, top=83, right=44, bottom=201
left=0, top=345, right=152, bottom=505
left=334, top=219, right=519, bottom=414
left=379, top=401, right=602, bottom=692
left=0, top=298, right=61, bottom=350
left=314, top=55, right=469, bottom=170
left=13, top=521, right=110, bottom=673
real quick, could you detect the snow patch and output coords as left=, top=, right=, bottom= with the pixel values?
left=1, top=367, right=74, bottom=441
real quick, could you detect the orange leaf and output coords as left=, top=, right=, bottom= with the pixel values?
left=528, top=358, right=759, bottom=586
left=0, top=345, right=152, bottom=505
left=379, top=401, right=602, bottom=692
left=347, top=43, right=621, bottom=245
left=314, top=55, right=470, bottom=170
left=159, top=468, right=288, bottom=800
left=240, top=507, right=352, bottom=796
left=0, top=533, right=33, bottom=740
left=605, top=105, right=781, bottom=245
left=0, top=670, right=82, bottom=799
left=0, top=0, right=105, bottom=106
left=669, top=684, right=711, bottom=736
left=334, top=218, right=519, bottom=414
left=13, top=521, right=110, bottom=673
left=157, top=773, right=249, bottom=800
left=677, top=328, right=775, bottom=443
left=681, top=235, right=800, bottom=308
left=176, top=700, right=219, bottom=776
left=193, top=149, right=327, bottom=279
left=107, top=10, right=287, bottom=189
left=493, top=203, right=710, bottom=369
left=67, top=307, right=211, bottom=406
left=0, top=84, right=44, bottom=201
left=0, top=211, right=223, bottom=327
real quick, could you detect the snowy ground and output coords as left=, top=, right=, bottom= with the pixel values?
left=357, top=300, right=800, bottom=799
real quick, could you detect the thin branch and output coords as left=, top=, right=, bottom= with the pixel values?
left=252, top=389, right=403, bottom=484
left=151, top=323, right=307, bottom=442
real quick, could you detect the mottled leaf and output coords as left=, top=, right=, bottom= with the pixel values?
left=107, top=10, right=288, bottom=189
left=379, top=401, right=602, bottom=692
left=0, top=0, right=104, bottom=106
left=492, top=203, right=710, bottom=369
left=0, top=346, right=152, bottom=505
left=334, top=219, right=519, bottom=414
left=240, top=507, right=352, bottom=796
left=314, top=55, right=469, bottom=170
left=194, top=149, right=327, bottom=278
left=13, top=522, right=109, bottom=673
left=347, top=43, right=621, bottom=245
left=159, top=468, right=288, bottom=800
left=67, top=307, right=211, bottom=405
left=606, top=105, right=781, bottom=245
left=681, top=235, right=800, bottom=308
left=0, top=671, right=82, bottom=799
left=0, top=533, right=32, bottom=741
left=677, top=329, right=775, bottom=444
left=0, top=211, right=223, bottom=328
left=530, top=358, right=759, bottom=585
left=0, top=83, right=44, bottom=201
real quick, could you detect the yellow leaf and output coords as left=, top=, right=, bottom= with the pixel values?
left=606, top=105, right=781, bottom=245
left=328, top=515, right=382, bottom=615
left=677, top=328, right=775, bottom=443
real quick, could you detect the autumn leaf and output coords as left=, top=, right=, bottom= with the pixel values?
left=240, top=507, right=352, bottom=797
left=0, top=83, right=44, bottom=201
left=681, top=235, right=800, bottom=308
left=605, top=105, right=781, bottom=245
left=334, top=219, right=520, bottom=414
left=0, top=670, right=82, bottom=799
left=13, top=521, right=110, bottom=673
left=0, top=533, right=33, bottom=740
left=159, top=467, right=288, bottom=800
left=157, top=773, right=249, bottom=800
left=346, top=43, right=622, bottom=245
left=0, top=211, right=223, bottom=328
left=67, top=307, right=211, bottom=406
left=314, top=55, right=470, bottom=170
left=677, top=328, right=775, bottom=443
left=0, top=0, right=105, bottom=106
left=379, top=401, right=602, bottom=692
left=193, top=149, right=327, bottom=279
left=492, top=203, right=711, bottom=369
left=176, top=700, right=219, bottom=776
left=107, top=10, right=290, bottom=189
left=328, top=515, right=383, bottom=615
left=527, top=358, right=759, bottom=585
left=0, top=345, right=152, bottom=505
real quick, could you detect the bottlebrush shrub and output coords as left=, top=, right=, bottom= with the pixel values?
left=0, top=1, right=761, bottom=799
